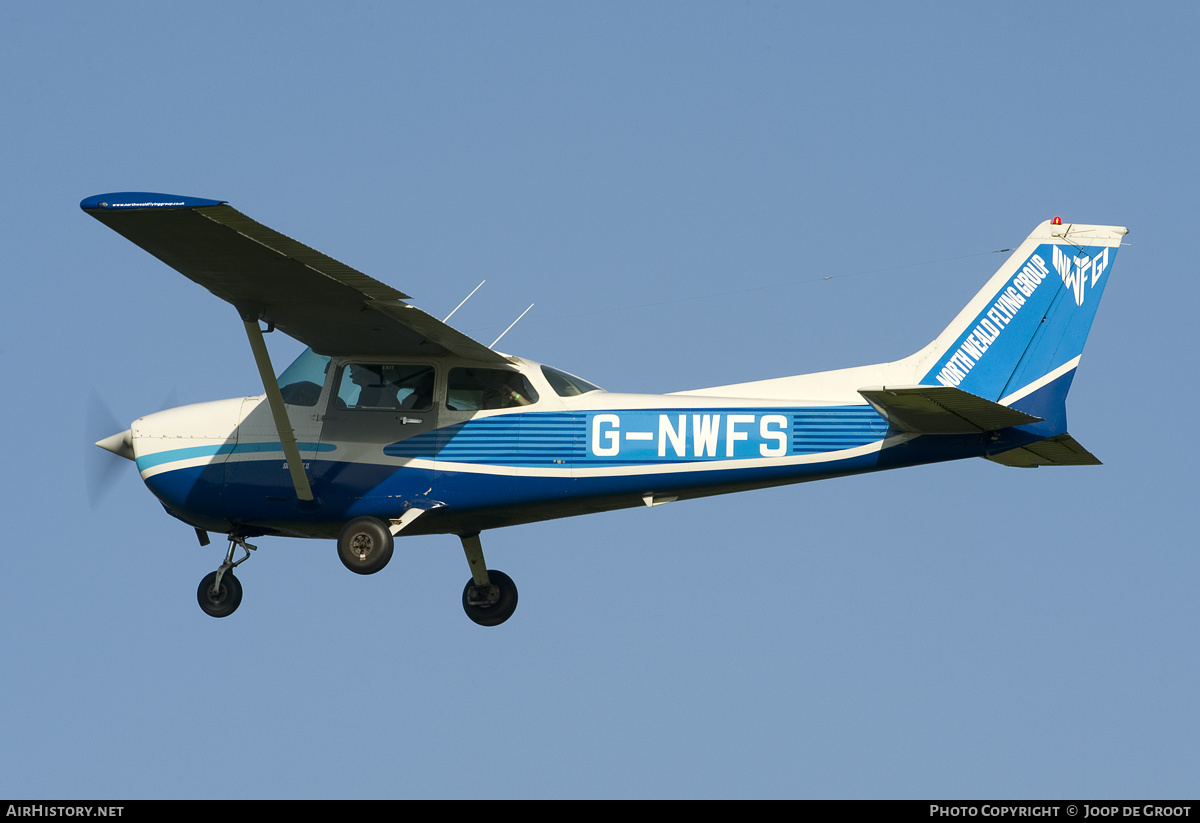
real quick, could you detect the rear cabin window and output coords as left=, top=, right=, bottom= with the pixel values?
left=334, top=364, right=435, bottom=411
left=446, top=368, right=539, bottom=411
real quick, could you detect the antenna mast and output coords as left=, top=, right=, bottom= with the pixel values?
left=443, top=280, right=486, bottom=323
left=490, top=304, right=535, bottom=349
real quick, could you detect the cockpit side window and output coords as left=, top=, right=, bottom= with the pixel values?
left=446, top=368, right=539, bottom=411
left=277, top=348, right=331, bottom=407
left=540, top=365, right=603, bottom=397
left=334, top=364, right=435, bottom=411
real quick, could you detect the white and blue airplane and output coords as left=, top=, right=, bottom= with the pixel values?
left=84, top=193, right=1126, bottom=625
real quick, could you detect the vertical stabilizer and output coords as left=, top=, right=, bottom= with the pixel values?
left=676, top=219, right=1126, bottom=411
left=911, top=221, right=1126, bottom=425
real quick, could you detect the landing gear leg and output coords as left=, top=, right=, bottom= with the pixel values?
left=197, top=535, right=255, bottom=618
left=460, top=532, right=517, bottom=627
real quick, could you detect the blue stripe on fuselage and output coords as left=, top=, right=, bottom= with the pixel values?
left=136, top=441, right=335, bottom=471
left=385, top=407, right=887, bottom=467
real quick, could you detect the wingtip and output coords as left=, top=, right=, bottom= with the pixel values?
left=80, top=192, right=227, bottom=211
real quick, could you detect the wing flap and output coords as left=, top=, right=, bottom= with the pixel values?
left=369, top=301, right=511, bottom=363
left=82, top=193, right=510, bottom=363
left=858, top=385, right=1042, bottom=433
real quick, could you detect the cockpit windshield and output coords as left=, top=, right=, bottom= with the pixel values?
left=541, top=365, right=603, bottom=397
left=277, top=347, right=331, bottom=406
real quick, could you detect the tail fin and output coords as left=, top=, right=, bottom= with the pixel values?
left=676, top=219, right=1126, bottom=419
left=911, top=220, right=1126, bottom=427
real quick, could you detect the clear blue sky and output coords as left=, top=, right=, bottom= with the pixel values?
left=3, top=1, right=1196, bottom=799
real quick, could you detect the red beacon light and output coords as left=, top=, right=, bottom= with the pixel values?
left=1052, top=216, right=1062, bottom=225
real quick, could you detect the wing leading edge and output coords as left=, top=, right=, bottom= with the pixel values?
left=80, top=192, right=510, bottom=363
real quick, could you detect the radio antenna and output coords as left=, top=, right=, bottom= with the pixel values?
left=443, top=280, right=485, bottom=323
left=490, top=303, right=535, bottom=349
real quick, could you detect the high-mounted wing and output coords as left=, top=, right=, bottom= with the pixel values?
left=80, top=192, right=509, bottom=363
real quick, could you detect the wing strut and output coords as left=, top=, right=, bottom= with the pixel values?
left=242, top=318, right=314, bottom=502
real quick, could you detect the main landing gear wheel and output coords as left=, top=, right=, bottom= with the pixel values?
left=197, top=570, right=243, bottom=618
left=337, top=516, right=394, bottom=575
left=462, top=570, right=518, bottom=627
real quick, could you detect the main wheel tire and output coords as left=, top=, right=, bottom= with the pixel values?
left=197, top=570, right=243, bottom=618
left=462, top=569, right=518, bottom=626
left=337, top=517, right=395, bottom=575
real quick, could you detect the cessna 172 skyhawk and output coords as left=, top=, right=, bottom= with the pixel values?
left=84, top=193, right=1125, bottom=625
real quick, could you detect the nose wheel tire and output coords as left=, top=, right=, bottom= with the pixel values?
left=198, top=570, right=243, bottom=618
left=337, top=517, right=395, bottom=575
left=462, top=570, right=518, bottom=626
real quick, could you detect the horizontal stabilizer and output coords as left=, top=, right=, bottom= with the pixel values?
left=986, top=433, right=1102, bottom=467
left=858, top=385, right=1042, bottom=434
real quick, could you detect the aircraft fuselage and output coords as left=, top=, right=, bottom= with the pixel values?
left=129, top=353, right=989, bottom=540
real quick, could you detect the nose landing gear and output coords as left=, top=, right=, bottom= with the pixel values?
left=197, top=569, right=242, bottom=618
left=197, top=535, right=256, bottom=618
